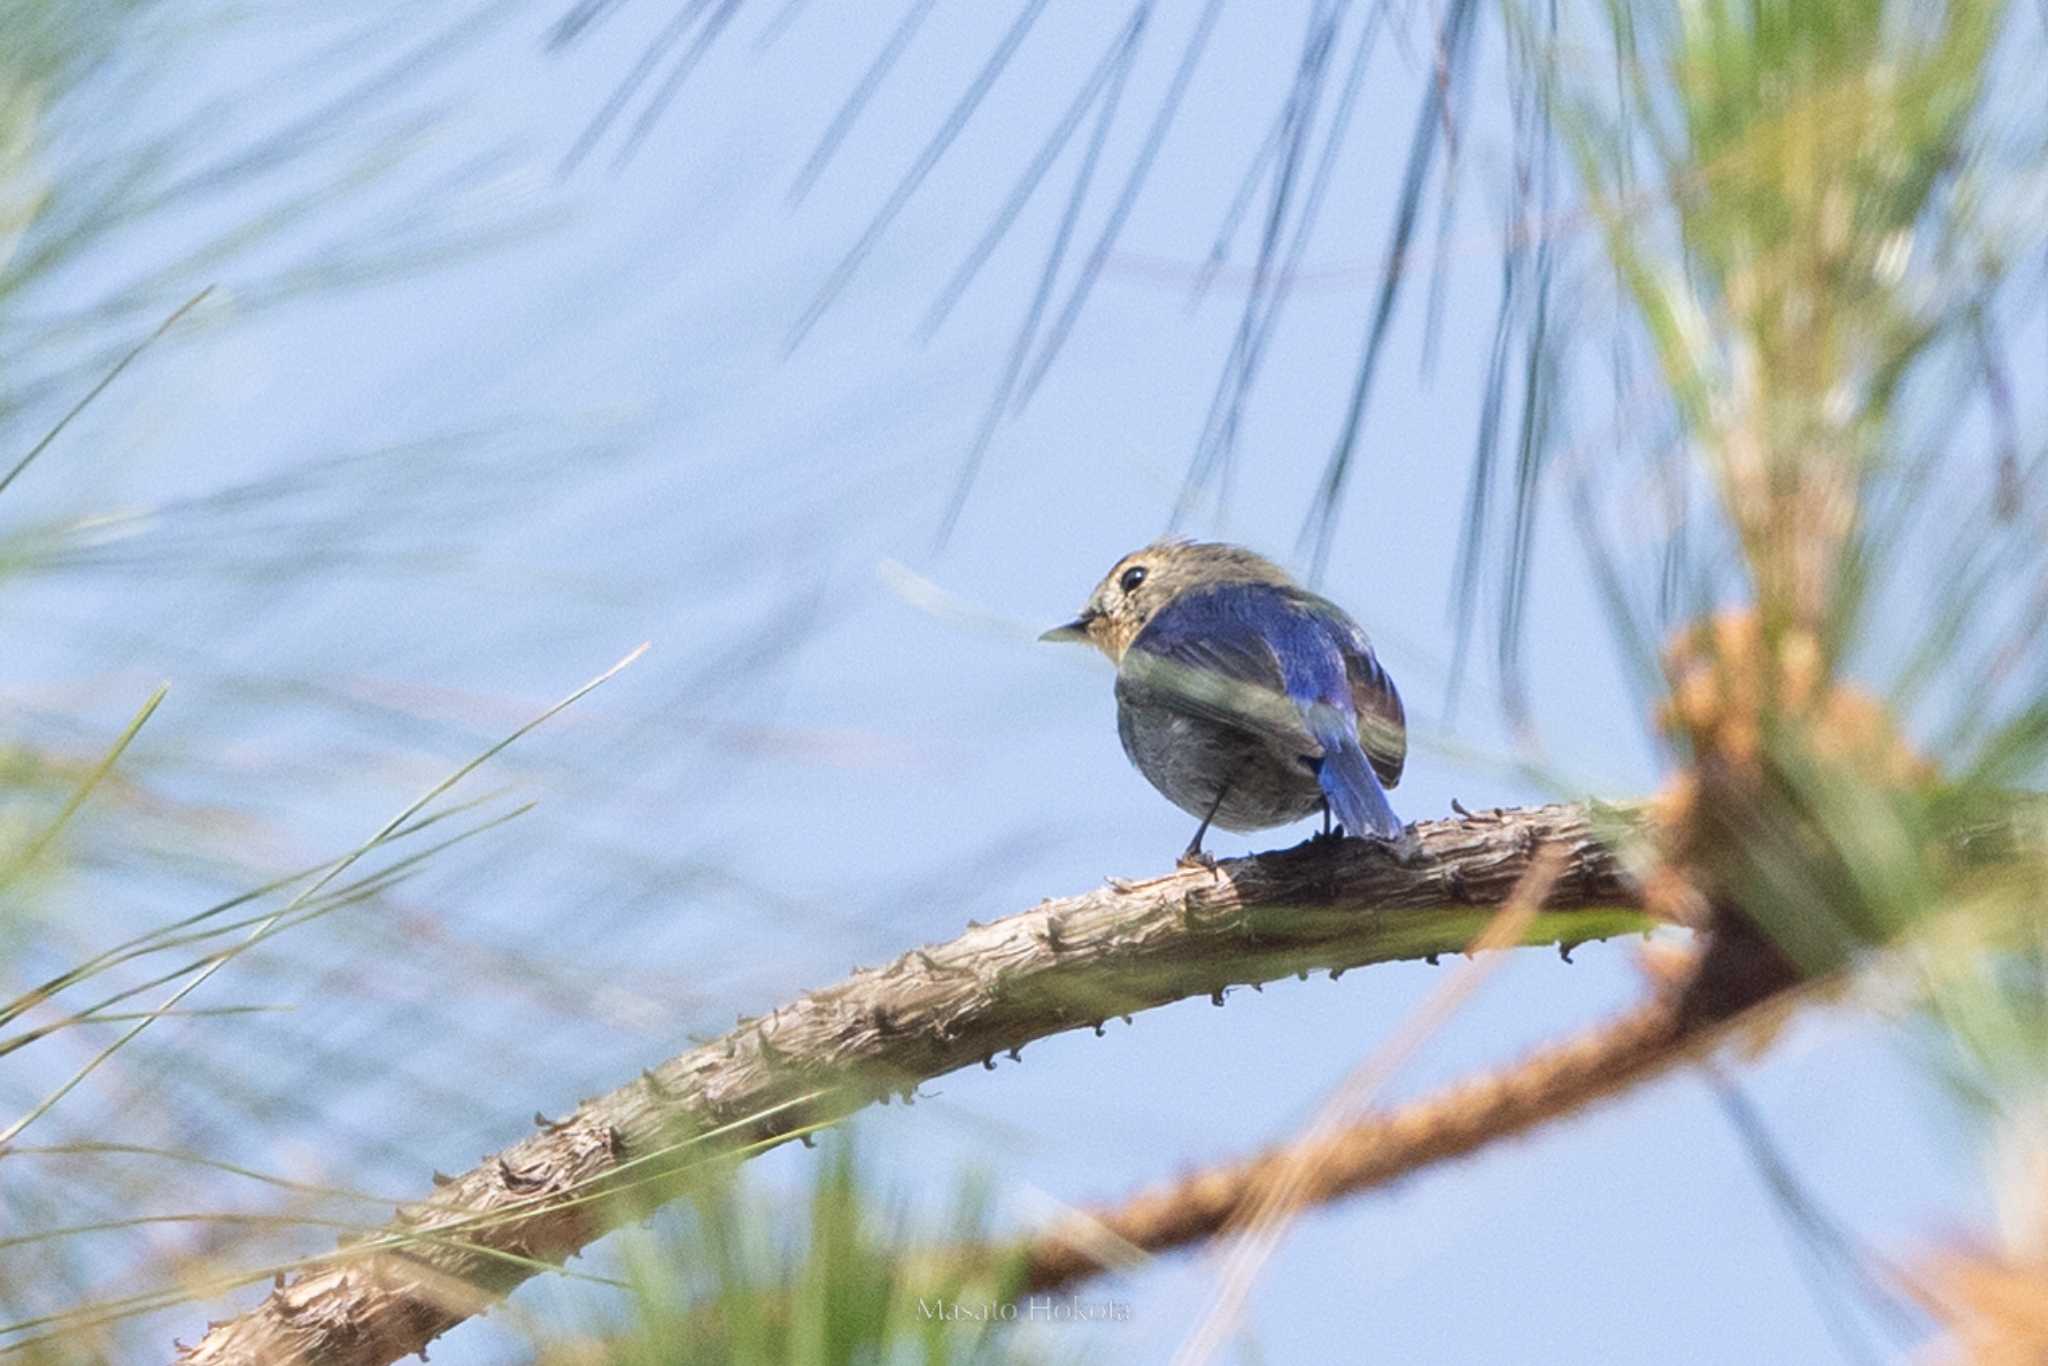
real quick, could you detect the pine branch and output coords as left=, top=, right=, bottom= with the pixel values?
left=172, top=802, right=1652, bottom=1365
left=1017, top=985, right=1703, bottom=1290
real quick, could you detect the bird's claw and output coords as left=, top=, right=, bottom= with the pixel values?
left=1377, top=826, right=1424, bottom=866
left=1176, top=849, right=1221, bottom=874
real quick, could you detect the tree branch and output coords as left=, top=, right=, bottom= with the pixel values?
left=1000, top=791, right=2048, bottom=1294
left=1016, top=988, right=1702, bottom=1290
left=173, top=802, right=1653, bottom=1364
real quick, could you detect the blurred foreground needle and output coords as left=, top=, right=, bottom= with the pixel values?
left=1173, top=844, right=1565, bottom=1366
left=0, top=643, right=649, bottom=1148
left=0, top=286, right=215, bottom=500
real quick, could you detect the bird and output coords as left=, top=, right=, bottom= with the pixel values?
left=1042, top=539, right=1407, bottom=866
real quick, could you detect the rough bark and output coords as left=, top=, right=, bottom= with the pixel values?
left=1004, top=792, right=2048, bottom=1294
left=174, top=802, right=1653, bottom=1364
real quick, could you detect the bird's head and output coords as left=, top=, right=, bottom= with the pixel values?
left=1039, top=539, right=1295, bottom=662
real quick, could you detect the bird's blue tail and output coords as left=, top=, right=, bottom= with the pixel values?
left=1307, top=705, right=1402, bottom=839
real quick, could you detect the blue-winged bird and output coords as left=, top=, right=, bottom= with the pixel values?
left=1043, top=540, right=1407, bottom=865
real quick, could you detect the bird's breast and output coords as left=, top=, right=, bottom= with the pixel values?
left=1114, top=693, right=1324, bottom=832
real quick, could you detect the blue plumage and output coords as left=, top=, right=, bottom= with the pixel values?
left=1304, top=702, right=1402, bottom=841
left=1044, top=541, right=1407, bottom=864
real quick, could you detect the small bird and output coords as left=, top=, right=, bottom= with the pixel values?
left=1042, top=540, right=1408, bottom=865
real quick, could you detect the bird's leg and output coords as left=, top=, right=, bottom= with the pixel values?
left=1178, top=779, right=1233, bottom=871
left=1310, top=794, right=1343, bottom=847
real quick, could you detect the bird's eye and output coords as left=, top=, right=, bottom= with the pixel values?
left=1118, top=566, right=1148, bottom=594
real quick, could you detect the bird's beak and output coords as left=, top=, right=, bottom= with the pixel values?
left=1039, top=615, right=1094, bottom=644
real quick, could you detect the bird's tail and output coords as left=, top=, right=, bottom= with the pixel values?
left=1307, top=705, right=1402, bottom=839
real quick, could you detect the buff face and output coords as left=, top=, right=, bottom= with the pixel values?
left=1041, top=541, right=1296, bottom=662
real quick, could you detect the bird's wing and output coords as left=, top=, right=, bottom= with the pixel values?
left=1294, top=589, right=1409, bottom=790
left=1123, top=583, right=1405, bottom=837
left=1288, top=589, right=1407, bottom=788
left=1116, top=583, right=1331, bottom=760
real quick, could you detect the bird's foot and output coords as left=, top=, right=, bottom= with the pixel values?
left=1176, top=849, right=1221, bottom=875
left=1374, top=825, right=1424, bottom=866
